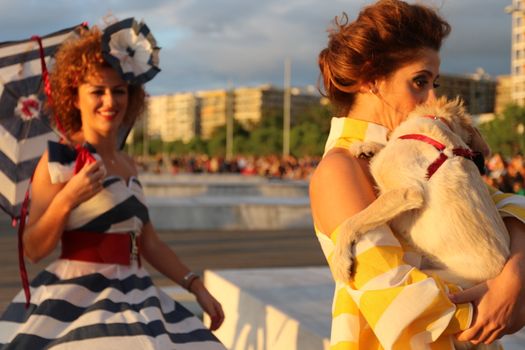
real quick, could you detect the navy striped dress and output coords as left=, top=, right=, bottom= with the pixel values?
left=0, top=141, right=225, bottom=349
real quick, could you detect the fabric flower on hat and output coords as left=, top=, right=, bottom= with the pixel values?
left=101, top=18, right=160, bottom=85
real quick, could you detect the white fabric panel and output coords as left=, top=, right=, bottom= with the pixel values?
left=0, top=125, right=56, bottom=163
left=0, top=171, right=29, bottom=204
left=0, top=31, right=73, bottom=59
left=330, top=313, right=360, bottom=345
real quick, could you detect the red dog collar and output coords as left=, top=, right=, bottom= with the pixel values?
left=398, top=134, right=474, bottom=179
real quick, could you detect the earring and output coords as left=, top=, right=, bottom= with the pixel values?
left=369, top=86, right=378, bottom=94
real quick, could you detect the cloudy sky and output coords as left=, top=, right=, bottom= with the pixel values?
left=1, top=0, right=512, bottom=96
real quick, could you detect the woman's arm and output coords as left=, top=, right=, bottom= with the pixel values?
left=452, top=216, right=525, bottom=345
left=23, top=152, right=105, bottom=263
left=121, top=152, right=224, bottom=329
left=139, top=222, right=225, bottom=330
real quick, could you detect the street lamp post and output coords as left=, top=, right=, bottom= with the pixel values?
left=226, top=81, right=234, bottom=161
left=283, top=58, right=291, bottom=158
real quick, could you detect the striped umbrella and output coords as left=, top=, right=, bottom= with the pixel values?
left=0, top=24, right=85, bottom=221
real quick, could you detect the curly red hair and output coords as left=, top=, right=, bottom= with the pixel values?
left=48, top=27, right=146, bottom=138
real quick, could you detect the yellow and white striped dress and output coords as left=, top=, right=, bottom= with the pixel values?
left=317, top=117, right=525, bottom=350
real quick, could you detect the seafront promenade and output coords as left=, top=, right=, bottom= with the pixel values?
left=0, top=217, right=325, bottom=314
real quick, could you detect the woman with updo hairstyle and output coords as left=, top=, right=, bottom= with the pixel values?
left=0, top=21, right=226, bottom=349
left=318, top=0, right=450, bottom=119
left=311, top=0, right=525, bottom=349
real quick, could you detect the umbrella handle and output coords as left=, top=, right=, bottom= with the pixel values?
left=16, top=177, right=32, bottom=308
left=30, top=35, right=67, bottom=138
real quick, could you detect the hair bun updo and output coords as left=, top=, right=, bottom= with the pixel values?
left=318, top=0, right=450, bottom=116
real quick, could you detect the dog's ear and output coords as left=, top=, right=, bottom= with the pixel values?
left=468, top=126, right=491, bottom=157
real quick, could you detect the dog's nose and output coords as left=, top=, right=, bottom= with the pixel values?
left=472, top=152, right=487, bottom=175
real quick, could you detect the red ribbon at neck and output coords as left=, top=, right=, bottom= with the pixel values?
left=74, top=145, right=97, bottom=174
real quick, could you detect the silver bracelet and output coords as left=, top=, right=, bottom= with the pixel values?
left=182, top=271, right=199, bottom=291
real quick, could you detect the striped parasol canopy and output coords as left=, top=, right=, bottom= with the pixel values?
left=0, top=24, right=85, bottom=221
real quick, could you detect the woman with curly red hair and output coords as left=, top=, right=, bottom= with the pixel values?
left=49, top=27, right=146, bottom=139
left=0, top=21, right=226, bottom=349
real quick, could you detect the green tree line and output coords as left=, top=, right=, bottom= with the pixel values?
left=478, top=104, right=525, bottom=158
left=130, top=105, right=333, bottom=158
left=129, top=103, right=525, bottom=159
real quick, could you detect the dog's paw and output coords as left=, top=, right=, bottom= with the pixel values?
left=349, top=141, right=384, bottom=159
left=402, top=187, right=425, bottom=210
left=331, top=240, right=355, bottom=283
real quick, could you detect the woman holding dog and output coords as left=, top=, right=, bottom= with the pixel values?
left=311, top=0, right=525, bottom=349
left=0, top=21, right=225, bottom=349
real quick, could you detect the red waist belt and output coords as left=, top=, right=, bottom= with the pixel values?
left=60, top=231, right=141, bottom=266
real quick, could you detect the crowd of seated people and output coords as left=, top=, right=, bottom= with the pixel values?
left=136, top=154, right=321, bottom=181
left=483, top=153, right=525, bottom=195
left=135, top=151, right=525, bottom=194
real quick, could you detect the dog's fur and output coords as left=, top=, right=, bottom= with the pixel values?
left=332, top=97, right=510, bottom=350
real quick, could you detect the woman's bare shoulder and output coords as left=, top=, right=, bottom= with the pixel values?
left=310, top=148, right=376, bottom=235
left=28, top=150, right=67, bottom=223
left=32, top=149, right=51, bottom=185
left=310, top=149, right=371, bottom=194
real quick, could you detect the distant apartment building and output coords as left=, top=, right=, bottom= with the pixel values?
left=507, top=0, right=525, bottom=105
left=146, top=96, right=165, bottom=139
left=196, top=89, right=229, bottom=140
left=146, top=93, right=198, bottom=142
left=234, top=84, right=321, bottom=129
left=145, top=85, right=323, bottom=142
left=234, top=85, right=280, bottom=128
left=289, top=86, right=325, bottom=124
left=435, top=71, right=496, bottom=114
left=496, top=75, right=513, bottom=114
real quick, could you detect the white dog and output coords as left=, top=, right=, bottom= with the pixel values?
left=332, top=97, right=510, bottom=350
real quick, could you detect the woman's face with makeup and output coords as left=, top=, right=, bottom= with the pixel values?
left=374, top=47, right=441, bottom=130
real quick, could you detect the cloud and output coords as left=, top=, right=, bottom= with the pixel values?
left=145, top=0, right=368, bottom=94
left=0, top=0, right=511, bottom=95
left=439, top=0, right=511, bottom=76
